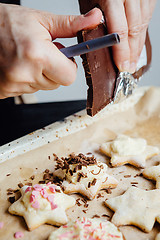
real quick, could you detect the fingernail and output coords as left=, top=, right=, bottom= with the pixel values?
left=129, top=62, right=137, bottom=74
left=121, top=60, right=130, bottom=72
left=84, top=9, right=94, bottom=17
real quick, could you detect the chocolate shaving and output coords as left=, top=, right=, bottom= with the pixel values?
left=25, top=182, right=32, bottom=186
left=69, top=170, right=73, bottom=176
left=97, top=193, right=104, bottom=199
left=55, top=153, right=97, bottom=171
left=38, top=181, right=45, bottom=184
left=92, top=214, right=100, bottom=219
left=131, top=182, right=138, bottom=184
left=88, top=182, right=91, bottom=188
left=84, top=203, right=89, bottom=208
left=18, top=183, right=23, bottom=188
left=102, top=177, right=108, bottom=183
left=91, top=168, right=101, bottom=175
left=7, top=192, right=13, bottom=196
left=30, top=175, right=35, bottom=180
left=8, top=196, right=15, bottom=204
left=81, top=198, right=88, bottom=203
left=91, top=178, right=97, bottom=186
left=124, top=175, right=131, bottom=178
left=102, top=214, right=110, bottom=218
left=55, top=189, right=61, bottom=193
left=106, top=188, right=112, bottom=194
left=76, top=198, right=82, bottom=207
left=82, top=210, right=87, bottom=213
left=7, top=188, right=14, bottom=192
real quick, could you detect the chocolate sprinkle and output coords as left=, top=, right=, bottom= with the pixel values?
left=124, top=175, right=131, bottom=178
left=92, top=214, right=100, bottom=219
left=55, top=153, right=97, bottom=171
left=8, top=196, right=15, bottom=204
left=18, top=183, right=23, bottom=188
left=91, top=178, right=97, bottom=186
left=30, top=175, right=35, bottom=180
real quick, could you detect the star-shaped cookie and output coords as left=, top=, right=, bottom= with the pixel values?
left=100, top=134, right=159, bottom=168
left=105, top=187, right=160, bottom=232
left=143, top=165, right=160, bottom=188
left=48, top=217, right=124, bottom=240
left=155, top=233, right=160, bottom=240
left=53, top=153, right=118, bottom=200
left=8, top=183, right=76, bottom=231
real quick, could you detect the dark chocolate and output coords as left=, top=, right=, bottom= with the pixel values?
left=77, top=24, right=118, bottom=116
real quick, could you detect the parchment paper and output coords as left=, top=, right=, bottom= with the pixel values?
left=0, top=87, right=160, bottom=240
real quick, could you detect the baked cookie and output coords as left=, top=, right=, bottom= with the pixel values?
left=48, top=217, right=124, bottom=240
left=8, top=183, right=75, bottom=231
left=143, top=165, right=160, bottom=188
left=100, top=134, right=159, bottom=168
left=155, top=233, right=160, bottom=240
left=105, top=186, right=160, bottom=232
left=53, top=153, right=118, bottom=200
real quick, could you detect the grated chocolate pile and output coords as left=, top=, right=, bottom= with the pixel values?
left=55, top=153, right=97, bottom=173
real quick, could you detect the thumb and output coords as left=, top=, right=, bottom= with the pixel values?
left=37, top=8, right=102, bottom=39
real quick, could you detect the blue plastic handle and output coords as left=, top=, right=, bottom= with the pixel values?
left=60, top=33, right=120, bottom=58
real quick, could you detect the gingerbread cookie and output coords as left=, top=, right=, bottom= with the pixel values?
left=53, top=153, right=118, bottom=200
left=8, top=183, right=75, bottom=231
left=143, top=165, right=160, bottom=188
left=105, top=186, right=160, bottom=232
left=48, top=217, right=124, bottom=240
left=100, top=134, right=159, bottom=168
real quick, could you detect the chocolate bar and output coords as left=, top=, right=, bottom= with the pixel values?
left=77, top=24, right=118, bottom=116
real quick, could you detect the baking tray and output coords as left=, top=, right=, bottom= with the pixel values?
left=0, top=86, right=160, bottom=240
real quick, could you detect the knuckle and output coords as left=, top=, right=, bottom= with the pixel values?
left=23, top=40, right=44, bottom=65
left=117, top=28, right=128, bottom=41
left=129, top=23, right=148, bottom=38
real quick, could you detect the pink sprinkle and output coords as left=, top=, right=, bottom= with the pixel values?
left=25, top=187, right=32, bottom=193
left=30, top=190, right=40, bottom=203
left=32, top=190, right=40, bottom=198
left=47, top=194, right=55, bottom=202
left=30, top=194, right=36, bottom=203
left=31, top=200, right=40, bottom=209
left=49, top=186, right=56, bottom=193
left=50, top=202, right=58, bottom=210
left=33, top=184, right=43, bottom=191
left=62, top=225, right=68, bottom=228
left=59, top=231, right=73, bottom=239
left=0, top=222, right=4, bottom=229
left=41, top=189, right=48, bottom=198
left=46, top=182, right=51, bottom=186
left=14, top=231, right=24, bottom=239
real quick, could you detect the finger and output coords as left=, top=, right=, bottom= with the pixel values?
left=37, top=7, right=102, bottom=39
left=0, top=81, right=38, bottom=98
left=42, top=41, right=77, bottom=86
left=138, top=0, right=150, bottom=58
left=149, top=0, right=157, bottom=15
left=31, top=74, right=60, bottom=90
left=103, top=0, right=130, bottom=72
left=124, top=0, right=142, bottom=73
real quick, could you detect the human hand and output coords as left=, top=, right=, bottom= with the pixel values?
left=79, top=0, right=156, bottom=73
left=97, top=0, right=156, bottom=73
left=0, top=4, right=102, bottom=99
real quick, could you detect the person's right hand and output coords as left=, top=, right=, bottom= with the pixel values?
left=0, top=4, right=102, bottom=99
